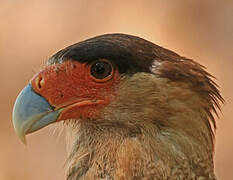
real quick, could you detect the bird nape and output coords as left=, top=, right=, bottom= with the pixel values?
left=13, top=33, right=223, bottom=180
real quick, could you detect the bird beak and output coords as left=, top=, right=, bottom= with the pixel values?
left=12, top=84, right=61, bottom=144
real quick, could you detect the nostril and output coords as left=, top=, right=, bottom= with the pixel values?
left=35, top=76, right=45, bottom=89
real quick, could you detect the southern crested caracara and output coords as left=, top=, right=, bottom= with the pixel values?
left=13, top=34, right=223, bottom=180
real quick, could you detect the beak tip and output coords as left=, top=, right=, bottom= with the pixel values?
left=19, top=134, right=27, bottom=145
left=13, top=123, right=27, bottom=145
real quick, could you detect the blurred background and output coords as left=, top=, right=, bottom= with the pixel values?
left=0, top=0, right=232, bottom=179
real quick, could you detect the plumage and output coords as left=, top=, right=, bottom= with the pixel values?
left=13, top=33, right=223, bottom=180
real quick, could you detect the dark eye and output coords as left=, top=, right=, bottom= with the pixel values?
left=90, top=60, right=113, bottom=79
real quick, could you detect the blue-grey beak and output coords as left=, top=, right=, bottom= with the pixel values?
left=12, top=84, right=61, bottom=144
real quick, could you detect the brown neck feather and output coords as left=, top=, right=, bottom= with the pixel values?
left=64, top=69, right=221, bottom=180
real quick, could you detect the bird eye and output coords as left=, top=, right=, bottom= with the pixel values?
left=90, top=60, right=113, bottom=80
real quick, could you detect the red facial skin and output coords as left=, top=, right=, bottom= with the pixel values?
left=30, top=60, right=120, bottom=121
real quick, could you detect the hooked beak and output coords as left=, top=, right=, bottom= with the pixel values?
left=12, top=84, right=61, bottom=144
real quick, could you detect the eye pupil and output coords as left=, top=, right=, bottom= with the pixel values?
left=94, top=62, right=106, bottom=75
left=91, top=61, right=112, bottom=79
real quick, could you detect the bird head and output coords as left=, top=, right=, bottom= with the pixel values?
left=12, top=34, right=223, bottom=165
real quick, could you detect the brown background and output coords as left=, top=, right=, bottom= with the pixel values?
left=0, top=1, right=232, bottom=179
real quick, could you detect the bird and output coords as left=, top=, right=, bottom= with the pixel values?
left=12, top=33, right=223, bottom=180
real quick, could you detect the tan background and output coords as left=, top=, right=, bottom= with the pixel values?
left=0, top=1, right=232, bottom=179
